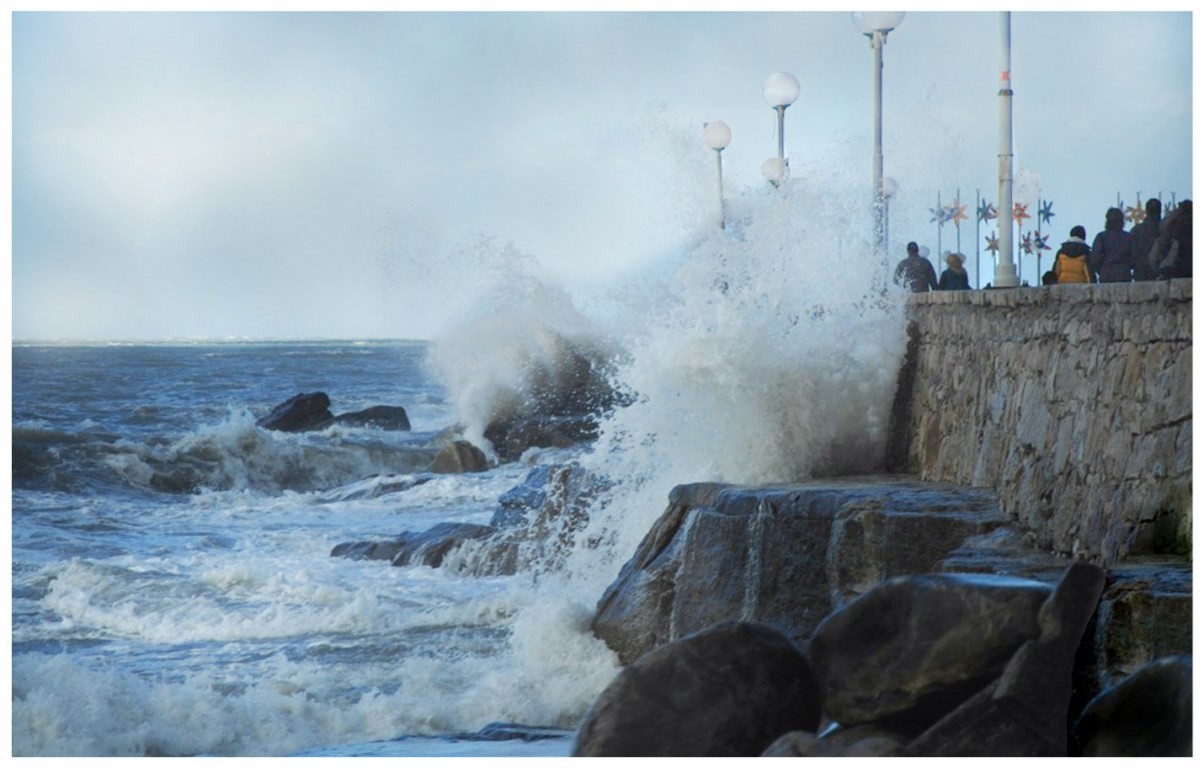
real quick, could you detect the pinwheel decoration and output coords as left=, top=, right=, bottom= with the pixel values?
left=1038, top=199, right=1055, bottom=226
left=947, top=200, right=970, bottom=228
left=1012, top=202, right=1031, bottom=223
left=1034, top=233, right=1052, bottom=252
left=986, top=233, right=999, bottom=254
left=930, top=205, right=952, bottom=227
left=978, top=199, right=998, bottom=222
left=1021, top=232, right=1034, bottom=254
left=1125, top=196, right=1146, bottom=226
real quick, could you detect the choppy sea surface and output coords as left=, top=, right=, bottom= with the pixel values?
left=11, top=340, right=601, bottom=757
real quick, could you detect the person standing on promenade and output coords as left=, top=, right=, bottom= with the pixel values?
left=938, top=252, right=971, bottom=290
left=1130, top=198, right=1162, bottom=281
left=1053, top=225, right=1092, bottom=284
left=1090, top=207, right=1133, bottom=283
left=894, top=241, right=938, bottom=292
left=1155, top=199, right=1192, bottom=279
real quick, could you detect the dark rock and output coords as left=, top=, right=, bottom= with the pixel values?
left=903, top=561, right=1107, bottom=757
left=592, top=479, right=1008, bottom=665
left=484, top=414, right=599, bottom=463
left=429, top=440, right=488, bottom=474
left=490, top=464, right=559, bottom=528
left=762, top=725, right=906, bottom=757
left=809, top=572, right=1052, bottom=730
left=334, top=405, right=411, bottom=430
left=468, top=723, right=574, bottom=742
left=330, top=522, right=498, bottom=570
left=256, top=392, right=335, bottom=432
left=1073, top=655, right=1193, bottom=757
left=571, top=621, right=822, bottom=757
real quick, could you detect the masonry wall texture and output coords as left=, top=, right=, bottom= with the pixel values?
left=887, top=280, right=1192, bottom=566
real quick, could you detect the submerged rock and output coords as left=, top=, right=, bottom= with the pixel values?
left=331, top=522, right=499, bottom=569
left=256, top=392, right=335, bottom=432
left=572, top=621, right=821, bottom=757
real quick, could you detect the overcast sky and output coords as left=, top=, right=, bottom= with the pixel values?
left=9, top=6, right=1196, bottom=341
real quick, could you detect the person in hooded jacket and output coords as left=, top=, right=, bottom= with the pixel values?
left=1053, top=225, right=1092, bottom=284
left=1155, top=199, right=1192, bottom=279
left=1129, top=198, right=1162, bottom=281
left=1089, top=207, right=1133, bottom=283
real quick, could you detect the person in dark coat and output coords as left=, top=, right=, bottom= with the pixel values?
left=1090, top=207, right=1133, bottom=283
left=938, top=252, right=971, bottom=290
left=1054, top=225, right=1092, bottom=284
left=894, top=241, right=937, bottom=293
left=1129, top=198, right=1162, bottom=281
left=1155, top=199, right=1192, bottom=279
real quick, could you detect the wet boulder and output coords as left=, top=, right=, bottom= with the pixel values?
left=430, top=440, right=489, bottom=474
left=808, top=572, right=1052, bottom=730
left=901, top=561, right=1107, bottom=756
left=331, top=522, right=499, bottom=569
left=334, top=405, right=411, bottom=430
left=762, top=725, right=907, bottom=757
left=256, top=392, right=335, bottom=432
left=572, top=621, right=821, bottom=757
left=1073, top=655, right=1193, bottom=757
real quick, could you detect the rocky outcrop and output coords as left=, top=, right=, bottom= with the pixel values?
left=257, top=392, right=335, bottom=432
left=577, top=564, right=1173, bottom=757
left=429, top=440, right=489, bottom=474
left=592, top=478, right=1010, bottom=664
left=894, top=280, right=1192, bottom=564
left=572, top=621, right=821, bottom=757
left=258, top=393, right=412, bottom=432
left=330, top=522, right=501, bottom=569
left=334, top=405, right=410, bottom=430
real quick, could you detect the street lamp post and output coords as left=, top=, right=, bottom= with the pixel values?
left=853, top=11, right=905, bottom=255
left=762, top=72, right=800, bottom=187
left=703, top=120, right=732, bottom=229
left=994, top=11, right=1020, bottom=287
left=883, top=176, right=899, bottom=256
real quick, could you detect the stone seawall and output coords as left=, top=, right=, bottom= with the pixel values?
left=887, top=280, right=1192, bottom=565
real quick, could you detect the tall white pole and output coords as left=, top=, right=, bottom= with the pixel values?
left=994, top=11, right=1019, bottom=287
left=872, top=30, right=886, bottom=254
left=715, top=150, right=725, bottom=230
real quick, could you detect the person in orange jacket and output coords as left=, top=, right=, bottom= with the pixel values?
left=1053, top=225, right=1092, bottom=284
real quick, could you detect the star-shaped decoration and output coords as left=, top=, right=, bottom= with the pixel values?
left=1012, top=203, right=1031, bottom=223
left=948, top=200, right=970, bottom=227
left=1125, top=195, right=1146, bottom=226
left=1034, top=233, right=1052, bottom=251
left=985, top=233, right=999, bottom=254
left=1038, top=199, right=1055, bottom=226
left=1021, top=232, right=1034, bottom=254
left=978, top=200, right=998, bottom=222
left=930, top=205, right=951, bottom=226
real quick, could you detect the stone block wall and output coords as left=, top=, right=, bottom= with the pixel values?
left=888, top=280, right=1191, bottom=565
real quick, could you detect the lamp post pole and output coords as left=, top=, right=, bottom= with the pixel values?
left=703, top=121, right=732, bottom=229
left=995, top=11, right=1020, bottom=287
left=853, top=11, right=905, bottom=257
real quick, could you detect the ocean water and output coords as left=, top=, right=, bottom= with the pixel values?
left=11, top=177, right=911, bottom=757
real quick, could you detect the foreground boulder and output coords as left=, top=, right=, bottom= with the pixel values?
left=257, top=392, right=335, bottom=432
left=809, top=572, right=1052, bottom=730
left=902, top=560, right=1107, bottom=756
left=1073, top=655, right=1193, bottom=757
left=572, top=621, right=821, bottom=757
